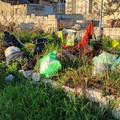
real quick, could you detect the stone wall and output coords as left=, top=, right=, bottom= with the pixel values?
left=0, top=1, right=58, bottom=33
left=74, top=27, right=120, bottom=41
left=0, top=11, right=57, bottom=33
left=57, top=20, right=76, bottom=30
left=103, top=28, right=120, bottom=39
left=18, top=15, right=57, bottom=33
left=93, top=27, right=120, bottom=40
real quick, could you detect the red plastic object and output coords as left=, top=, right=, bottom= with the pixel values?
left=62, top=21, right=94, bottom=55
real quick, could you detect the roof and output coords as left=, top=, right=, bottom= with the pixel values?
left=1, top=0, right=30, bottom=4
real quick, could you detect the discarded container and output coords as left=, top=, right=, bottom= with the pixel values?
left=57, top=50, right=76, bottom=61
left=5, top=74, right=15, bottom=81
left=60, top=29, right=76, bottom=46
left=40, top=51, right=62, bottom=78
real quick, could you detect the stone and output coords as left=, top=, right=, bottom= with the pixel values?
left=41, top=79, right=120, bottom=120
left=32, top=72, right=40, bottom=82
left=112, top=98, right=120, bottom=120
left=19, top=70, right=33, bottom=79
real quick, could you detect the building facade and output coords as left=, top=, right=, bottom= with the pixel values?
left=65, top=0, right=92, bottom=14
left=65, top=0, right=120, bottom=25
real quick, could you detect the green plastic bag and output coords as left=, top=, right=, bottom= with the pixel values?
left=111, top=57, right=120, bottom=70
left=92, top=52, right=119, bottom=76
left=40, top=51, right=62, bottom=78
left=93, top=52, right=118, bottom=67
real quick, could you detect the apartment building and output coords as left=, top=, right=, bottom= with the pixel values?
left=65, top=0, right=92, bottom=14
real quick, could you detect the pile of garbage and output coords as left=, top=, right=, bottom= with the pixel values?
left=92, top=51, right=120, bottom=77
left=0, top=30, right=120, bottom=85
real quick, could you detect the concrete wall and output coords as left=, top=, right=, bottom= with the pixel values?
left=0, top=1, right=11, bottom=16
left=57, top=20, right=76, bottom=29
left=75, top=27, right=120, bottom=41
left=18, top=15, right=58, bottom=33
left=0, top=1, right=27, bottom=24
left=0, top=1, right=27, bottom=16
left=92, top=27, right=120, bottom=39
left=27, top=4, right=45, bottom=16
left=103, top=28, right=120, bottom=39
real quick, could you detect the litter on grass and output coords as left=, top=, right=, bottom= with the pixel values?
left=40, top=51, right=62, bottom=78
left=92, top=52, right=119, bottom=76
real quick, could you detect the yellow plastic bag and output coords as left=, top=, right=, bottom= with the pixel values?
left=112, top=40, right=120, bottom=50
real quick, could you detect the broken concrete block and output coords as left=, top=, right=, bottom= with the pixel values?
left=19, top=70, right=33, bottom=79
left=112, top=98, right=120, bottom=120
left=32, top=72, right=40, bottom=82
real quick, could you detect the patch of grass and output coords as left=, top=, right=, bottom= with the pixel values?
left=0, top=30, right=119, bottom=119
left=0, top=80, right=116, bottom=120
left=0, top=32, right=4, bottom=39
left=14, top=31, right=44, bottom=43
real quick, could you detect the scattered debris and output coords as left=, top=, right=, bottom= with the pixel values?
left=19, top=70, right=33, bottom=79
left=4, top=46, right=28, bottom=65
left=92, top=52, right=119, bottom=76
left=40, top=51, right=62, bottom=78
left=5, top=74, right=15, bottom=81
left=19, top=69, right=40, bottom=82
left=32, top=72, right=40, bottom=82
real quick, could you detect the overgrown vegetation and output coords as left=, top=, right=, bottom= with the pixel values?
left=0, top=62, right=117, bottom=120
left=0, top=31, right=120, bottom=119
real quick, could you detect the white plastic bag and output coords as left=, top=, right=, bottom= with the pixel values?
left=5, top=46, right=21, bottom=57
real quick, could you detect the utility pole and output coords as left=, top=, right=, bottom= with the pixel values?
left=58, top=0, right=60, bottom=14
left=39, top=0, right=41, bottom=5
left=98, top=0, right=103, bottom=40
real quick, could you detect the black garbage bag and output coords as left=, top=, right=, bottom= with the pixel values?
left=4, top=31, right=12, bottom=45
left=34, top=42, right=45, bottom=54
left=4, top=31, right=23, bottom=48
left=10, top=34, right=23, bottom=48
left=31, top=37, right=49, bottom=54
left=36, top=37, right=48, bottom=44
